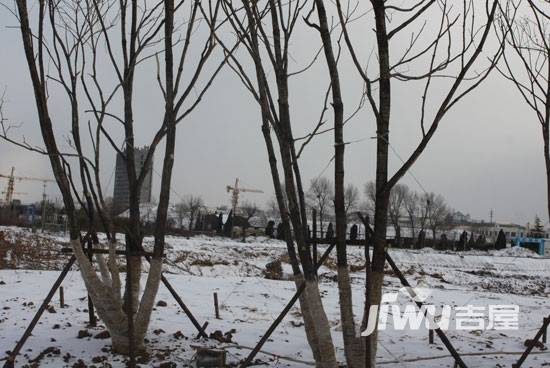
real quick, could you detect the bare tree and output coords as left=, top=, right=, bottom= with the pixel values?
left=305, top=1, right=367, bottom=364
left=425, top=193, right=449, bottom=240
left=3, top=0, right=226, bottom=360
left=174, top=203, right=186, bottom=229
left=366, top=181, right=408, bottom=242
left=241, top=200, right=259, bottom=222
left=404, top=190, right=420, bottom=239
left=175, top=195, right=204, bottom=230
left=363, top=181, right=377, bottom=216
left=498, top=0, right=550, bottom=223
left=344, top=184, right=360, bottom=217
left=388, top=184, right=408, bottom=245
left=419, top=193, right=432, bottom=234
left=307, top=177, right=334, bottom=237
left=265, top=197, right=279, bottom=221
left=335, top=0, right=503, bottom=364
left=240, top=200, right=259, bottom=240
left=208, top=0, right=340, bottom=364
left=265, top=186, right=288, bottom=222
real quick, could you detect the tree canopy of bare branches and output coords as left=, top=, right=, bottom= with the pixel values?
left=3, top=0, right=228, bottom=361
left=175, top=195, right=205, bottom=229
left=331, top=0, right=504, bottom=363
left=307, top=177, right=334, bottom=236
left=498, top=0, right=550, bottom=222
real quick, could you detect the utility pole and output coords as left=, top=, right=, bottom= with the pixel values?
left=490, top=209, right=494, bottom=225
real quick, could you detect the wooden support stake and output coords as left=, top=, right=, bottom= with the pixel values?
left=214, top=292, right=220, bottom=319
left=240, top=244, right=335, bottom=368
left=385, top=252, right=467, bottom=368
left=195, top=322, right=209, bottom=339
left=151, top=262, right=208, bottom=338
left=3, top=256, right=76, bottom=368
left=513, top=316, right=550, bottom=368
left=360, top=220, right=468, bottom=368
left=429, top=329, right=434, bottom=344
left=59, top=286, right=65, bottom=308
left=544, top=317, right=548, bottom=344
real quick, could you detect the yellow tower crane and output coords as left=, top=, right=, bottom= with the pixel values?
left=0, top=167, right=56, bottom=204
left=0, top=166, right=56, bottom=228
left=226, top=178, right=263, bottom=214
left=1, top=167, right=56, bottom=229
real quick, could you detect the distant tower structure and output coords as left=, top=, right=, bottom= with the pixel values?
left=4, top=167, right=15, bottom=204
left=0, top=167, right=54, bottom=209
left=113, top=146, right=153, bottom=214
left=226, top=178, right=263, bottom=214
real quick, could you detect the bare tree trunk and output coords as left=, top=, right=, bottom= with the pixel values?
left=314, top=0, right=364, bottom=366
left=229, top=10, right=327, bottom=363
left=499, top=0, right=550, bottom=230
left=10, top=0, right=223, bottom=359
left=134, top=258, right=163, bottom=342
left=409, top=216, right=416, bottom=240
left=543, top=68, right=550, bottom=224
left=123, top=255, right=142, bottom=317
left=319, top=209, right=324, bottom=238
left=395, top=225, right=401, bottom=247
left=69, top=240, right=130, bottom=350
left=278, top=117, right=338, bottom=368
left=543, top=125, right=550, bottom=225
left=366, top=2, right=392, bottom=365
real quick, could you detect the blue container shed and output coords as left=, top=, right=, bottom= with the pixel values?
left=511, top=236, right=548, bottom=256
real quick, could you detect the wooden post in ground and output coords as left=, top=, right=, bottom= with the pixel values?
left=513, top=316, right=550, bottom=368
left=59, top=286, right=65, bottom=308
left=214, top=292, right=220, bottom=319
left=3, top=256, right=76, bottom=368
left=429, top=329, right=434, bottom=344
left=312, top=210, right=318, bottom=274
left=86, top=238, right=96, bottom=327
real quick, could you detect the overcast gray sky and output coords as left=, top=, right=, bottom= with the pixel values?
left=0, top=2, right=547, bottom=226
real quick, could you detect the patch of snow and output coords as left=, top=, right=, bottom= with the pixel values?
left=1, top=226, right=549, bottom=367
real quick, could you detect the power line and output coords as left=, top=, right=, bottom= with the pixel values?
left=104, top=165, right=116, bottom=193
left=314, top=154, right=335, bottom=180
left=371, top=134, right=430, bottom=196
left=151, top=166, right=186, bottom=203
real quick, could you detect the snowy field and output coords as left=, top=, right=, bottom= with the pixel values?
left=1, top=226, right=549, bottom=367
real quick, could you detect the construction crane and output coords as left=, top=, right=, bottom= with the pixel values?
left=226, top=178, right=263, bottom=214
left=1, top=191, right=27, bottom=201
left=1, top=167, right=56, bottom=229
left=0, top=167, right=55, bottom=207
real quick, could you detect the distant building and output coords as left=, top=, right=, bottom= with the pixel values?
left=113, top=146, right=153, bottom=214
left=478, top=223, right=549, bottom=242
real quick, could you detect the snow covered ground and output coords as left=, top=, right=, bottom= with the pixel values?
left=1, top=226, right=549, bottom=367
